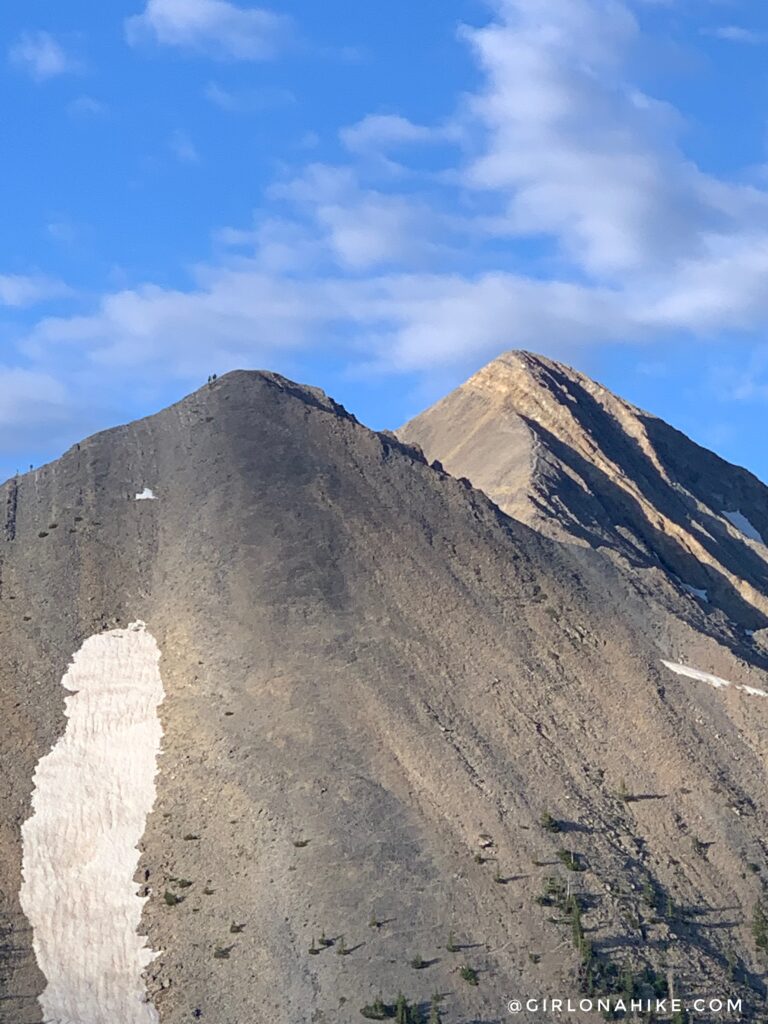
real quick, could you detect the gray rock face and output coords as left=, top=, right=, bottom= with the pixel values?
left=2, top=369, right=768, bottom=1023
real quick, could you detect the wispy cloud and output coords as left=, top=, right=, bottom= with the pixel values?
left=9, top=31, right=81, bottom=82
left=15, top=0, right=768, bottom=406
left=67, top=95, right=107, bottom=118
left=204, top=81, right=295, bottom=112
left=705, top=25, right=768, bottom=45
left=126, top=0, right=293, bottom=60
left=0, top=274, right=70, bottom=307
left=169, top=130, right=200, bottom=164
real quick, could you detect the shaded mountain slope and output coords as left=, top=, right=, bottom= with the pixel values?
left=1, top=371, right=768, bottom=1023
left=399, top=350, right=768, bottom=641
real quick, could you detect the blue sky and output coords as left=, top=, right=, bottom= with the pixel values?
left=3, top=0, right=768, bottom=483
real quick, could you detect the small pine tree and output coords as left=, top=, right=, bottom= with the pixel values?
left=395, top=992, right=409, bottom=1024
left=446, top=930, right=458, bottom=953
left=620, top=958, right=635, bottom=999
left=618, top=779, right=630, bottom=802
left=540, top=811, right=561, bottom=833
left=752, top=900, right=768, bottom=952
left=459, top=964, right=479, bottom=986
left=337, top=933, right=347, bottom=955
left=642, top=880, right=656, bottom=909
left=308, top=935, right=320, bottom=955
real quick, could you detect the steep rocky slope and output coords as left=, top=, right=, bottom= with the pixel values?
left=400, top=350, right=768, bottom=642
left=2, top=371, right=768, bottom=1023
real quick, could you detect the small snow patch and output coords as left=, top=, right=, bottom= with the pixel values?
left=662, top=661, right=730, bottom=689
left=723, top=510, right=764, bottom=545
left=681, top=583, right=709, bottom=602
left=135, top=488, right=156, bottom=501
left=662, top=660, right=768, bottom=699
left=741, top=684, right=768, bottom=698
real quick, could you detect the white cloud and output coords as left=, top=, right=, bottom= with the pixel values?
left=204, top=81, right=295, bottom=111
left=459, top=0, right=724, bottom=279
left=14, top=0, right=768, bottom=409
left=0, top=274, right=69, bottom=307
left=705, top=26, right=768, bottom=45
left=9, top=31, right=81, bottom=82
left=68, top=95, right=107, bottom=117
left=341, top=115, right=447, bottom=154
left=270, top=164, right=452, bottom=270
left=169, top=130, right=200, bottom=163
left=126, top=0, right=292, bottom=60
left=0, top=369, right=70, bottom=427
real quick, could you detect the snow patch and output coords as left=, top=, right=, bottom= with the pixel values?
left=662, top=661, right=730, bottom=689
left=20, top=622, right=164, bottom=1024
left=723, top=509, right=764, bottom=545
left=662, top=660, right=768, bottom=699
left=741, top=685, right=768, bottom=698
left=681, top=583, right=709, bottom=602
left=135, top=487, right=157, bottom=501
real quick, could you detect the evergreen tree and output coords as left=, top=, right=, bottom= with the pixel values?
left=753, top=900, right=768, bottom=952
left=395, top=992, right=409, bottom=1024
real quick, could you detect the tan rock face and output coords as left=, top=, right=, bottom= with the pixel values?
left=400, top=350, right=768, bottom=630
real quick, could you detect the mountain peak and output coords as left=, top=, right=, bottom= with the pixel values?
left=400, top=351, right=768, bottom=631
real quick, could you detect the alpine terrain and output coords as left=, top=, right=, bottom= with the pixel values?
left=1, top=362, right=768, bottom=1024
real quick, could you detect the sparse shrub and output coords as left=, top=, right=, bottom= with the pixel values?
left=446, top=930, right=459, bottom=953
left=309, top=936, right=321, bottom=955
left=410, top=954, right=426, bottom=969
left=642, top=880, right=657, bottom=909
left=556, top=849, right=586, bottom=872
left=459, top=964, right=479, bottom=986
left=163, top=890, right=183, bottom=906
left=176, top=878, right=193, bottom=888
left=320, top=930, right=332, bottom=947
left=692, top=836, right=708, bottom=858
left=293, top=838, right=310, bottom=848
left=183, top=833, right=199, bottom=841
left=618, top=779, right=631, bottom=803
left=230, top=922, right=245, bottom=934
left=360, top=996, right=389, bottom=1020
left=540, top=812, right=561, bottom=833
left=213, top=945, right=232, bottom=960
left=337, top=934, right=349, bottom=956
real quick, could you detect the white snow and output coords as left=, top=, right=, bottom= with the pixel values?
left=135, top=488, right=157, bottom=501
left=662, top=661, right=730, bottom=689
left=681, top=583, right=709, bottom=602
left=662, top=660, right=768, bottom=699
left=723, top=509, right=764, bottom=545
left=741, top=685, right=768, bottom=698
left=20, top=622, right=164, bottom=1024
